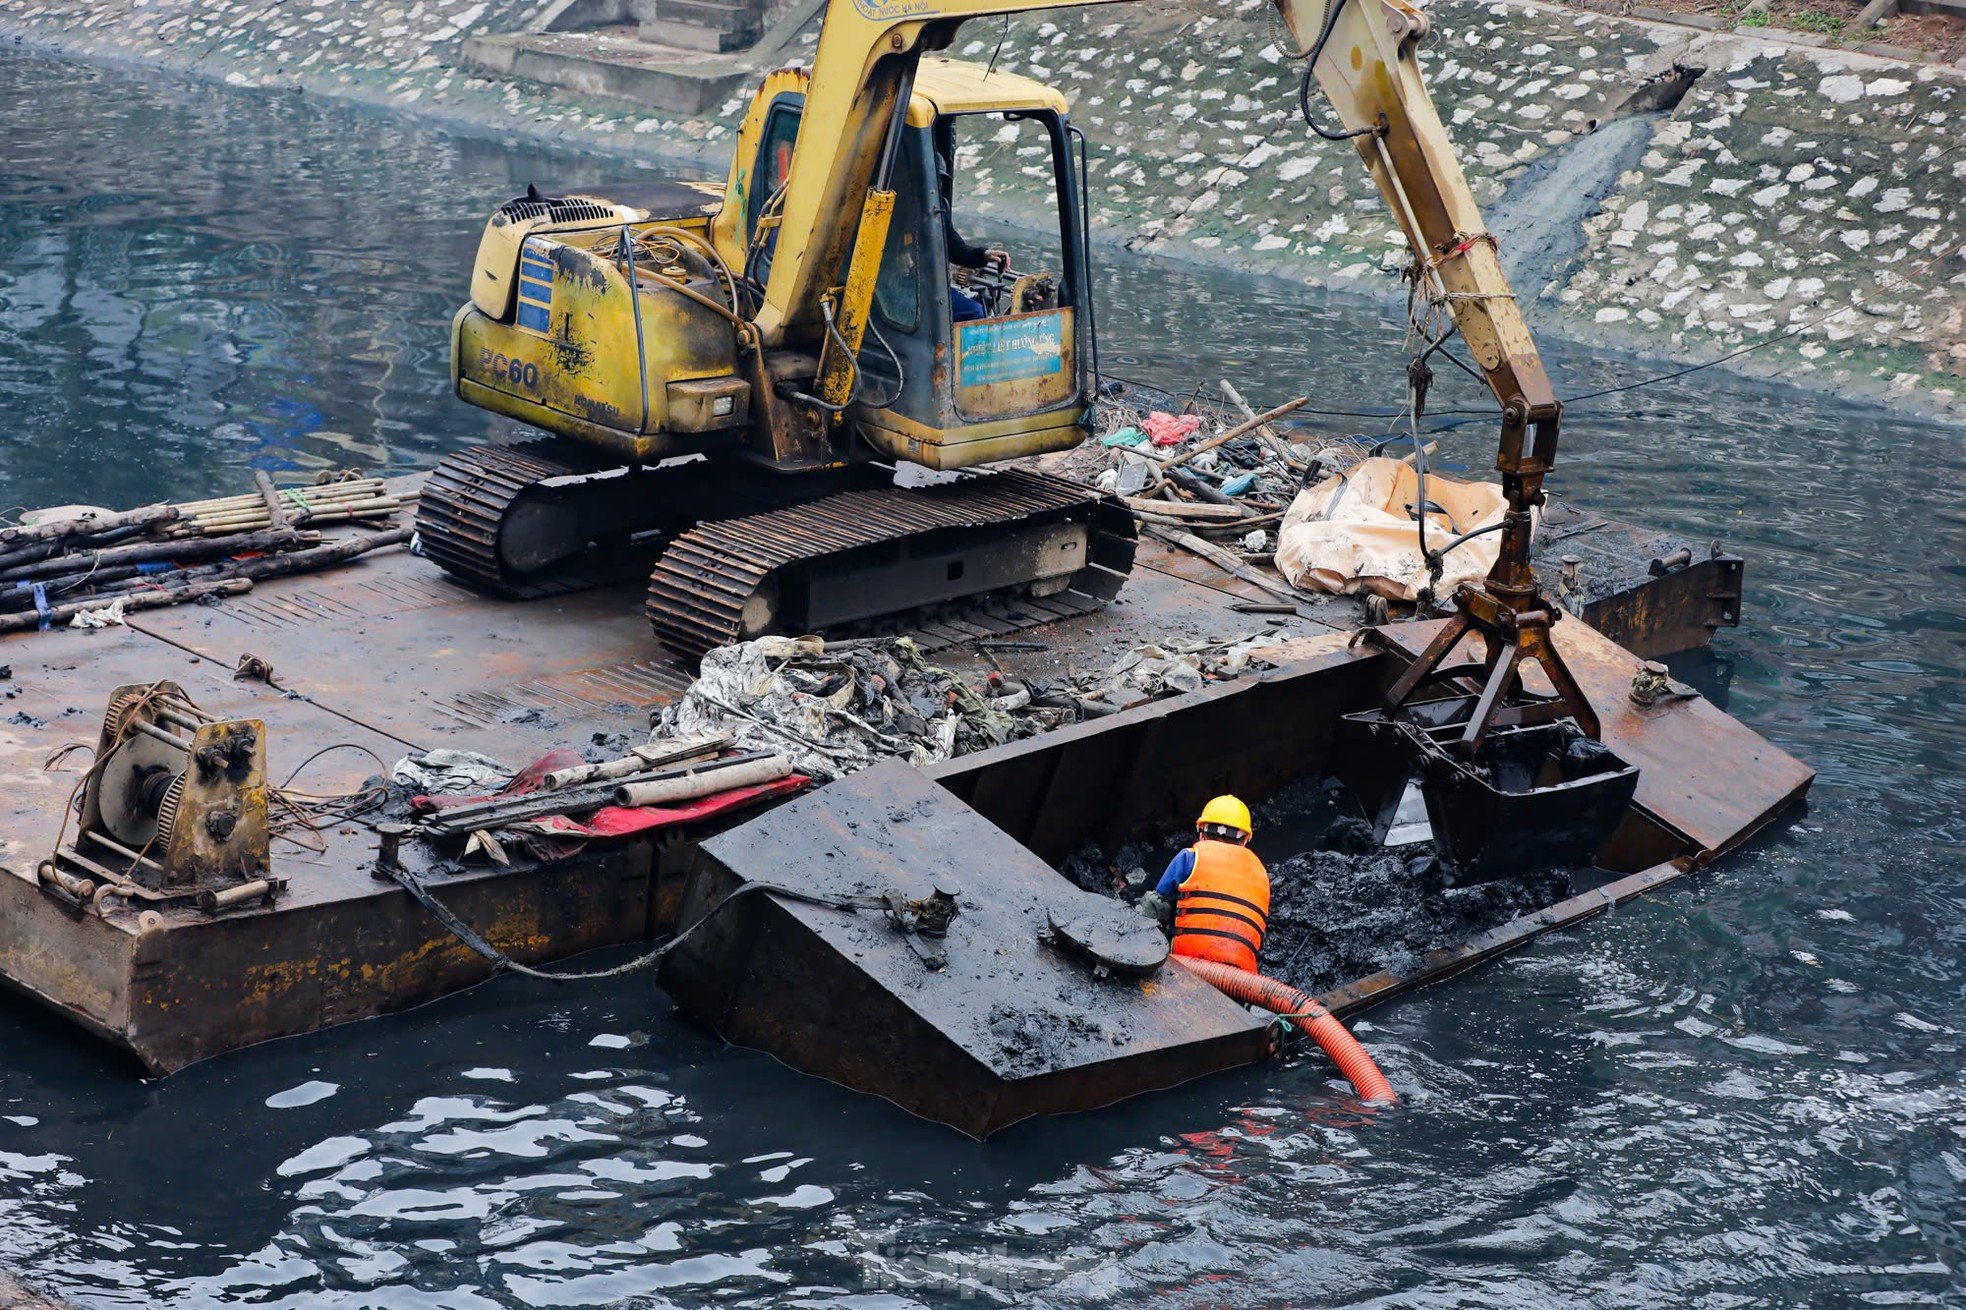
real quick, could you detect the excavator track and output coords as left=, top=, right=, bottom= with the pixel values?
left=645, top=470, right=1137, bottom=660
left=415, top=438, right=641, bottom=598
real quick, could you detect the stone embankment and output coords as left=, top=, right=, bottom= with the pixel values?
left=1, top=0, right=1960, bottom=413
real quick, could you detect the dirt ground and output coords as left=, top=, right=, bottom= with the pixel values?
left=1596, top=0, right=1966, bottom=60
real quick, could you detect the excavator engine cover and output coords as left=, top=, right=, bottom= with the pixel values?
left=454, top=187, right=749, bottom=465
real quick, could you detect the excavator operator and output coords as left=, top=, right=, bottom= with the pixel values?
left=935, top=145, right=1008, bottom=322
left=1138, top=796, right=1272, bottom=973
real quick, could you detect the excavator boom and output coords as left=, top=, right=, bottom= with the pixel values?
left=764, top=0, right=1566, bottom=634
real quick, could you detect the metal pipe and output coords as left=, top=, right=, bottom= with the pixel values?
left=1067, top=123, right=1101, bottom=398
left=82, top=830, right=166, bottom=873
left=199, top=880, right=272, bottom=914
left=35, top=861, right=95, bottom=902
left=612, top=755, right=792, bottom=808
left=1649, top=546, right=1693, bottom=576
left=871, top=58, right=919, bottom=191
left=130, top=720, right=192, bottom=751
left=425, top=750, right=780, bottom=833
left=542, top=734, right=734, bottom=791
left=622, top=223, right=651, bottom=435
left=156, top=708, right=209, bottom=733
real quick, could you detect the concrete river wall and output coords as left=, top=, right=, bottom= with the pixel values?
left=1, top=0, right=1960, bottom=414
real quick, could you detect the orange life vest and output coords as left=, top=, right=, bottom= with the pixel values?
left=1171, top=839, right=1271, bottom=973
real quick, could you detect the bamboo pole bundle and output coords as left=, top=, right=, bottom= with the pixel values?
left=0, top=471, right=409, bottom=630
left=167, top=478, right=398, bottom=537
left=0, top=529, right=316, bottom=585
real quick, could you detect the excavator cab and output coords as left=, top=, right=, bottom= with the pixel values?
left=851, top=93, right=1091, bottom=469
left=720, top=58, right=1096, bottom=471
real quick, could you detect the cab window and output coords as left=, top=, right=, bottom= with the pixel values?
left=747, top=107, right=800, bottom=237
left=872, top=147, right=922, bottom=334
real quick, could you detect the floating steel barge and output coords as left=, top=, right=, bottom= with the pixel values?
left=0, top=475, right=1806, bottom=1130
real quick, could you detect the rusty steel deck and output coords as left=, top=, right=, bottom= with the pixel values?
left=0, top=473, right=1799, bottom=1076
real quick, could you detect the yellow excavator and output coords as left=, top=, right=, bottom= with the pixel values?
left=420, top=0, right=1588, bottom=741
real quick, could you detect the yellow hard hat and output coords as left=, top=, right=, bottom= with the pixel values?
left=1197, top=794, right=1252, bottom=835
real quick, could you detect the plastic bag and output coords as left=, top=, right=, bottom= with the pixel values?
left=1141, top=412, right=1202, bottom=447
left=1274, top=457, right=1533, bottom=602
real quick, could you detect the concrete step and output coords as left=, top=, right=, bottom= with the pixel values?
left=656, top=0, right=762, bottom=25
left=462, top=32, right=753, bottom=115
left=642, top=0, right=762, bottom=52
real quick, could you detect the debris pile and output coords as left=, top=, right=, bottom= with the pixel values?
left=1070, top=633, right=1277, bottom=709
left=654, top=633, right=1286, bottom=781
left=1077, top=380, right=1387, bottom=604
left=1092, top=381, right=1361, bottom=520
left=0, top=473, right=404, bottom=633
left=652, top=636, right=1015, bottom=779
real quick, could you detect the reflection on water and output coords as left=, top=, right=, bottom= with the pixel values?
left=2, top=49, right=1964, bottom=1310
left=0, top=52, right=695, bottom=512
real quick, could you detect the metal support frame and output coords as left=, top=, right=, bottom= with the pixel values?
left=1371, top=410, right=1598, bottom=757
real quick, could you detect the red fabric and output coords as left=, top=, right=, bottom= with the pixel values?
left=511, top=775, right=810, bottom=861
left=409, top=750, right=808, bottom=862
left=1142, top=411, right=1202, bottom=447
left=511, top=775, right=809, bottom=839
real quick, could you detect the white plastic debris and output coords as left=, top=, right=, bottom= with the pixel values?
left=68, top=598, right=128, bottom=629
left=1074, top=633, right=1273, bottom=705
left=1275, top=456, right=1534, bottom=602
left=655, top=635, right=994, bottom=779
left=391, top=749, right=511, bottom=794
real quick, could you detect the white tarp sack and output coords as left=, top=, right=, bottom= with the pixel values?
left=1275, top=457, right=1534, bottom=602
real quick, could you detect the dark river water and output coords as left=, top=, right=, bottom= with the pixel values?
left=2, top=49, right=1963, bottom=1310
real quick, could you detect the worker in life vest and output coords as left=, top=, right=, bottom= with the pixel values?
left=1136, top=795, right=1270, bottom=972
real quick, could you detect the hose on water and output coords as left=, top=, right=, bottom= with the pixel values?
left=1172, top=955, right=1398, bottom=1104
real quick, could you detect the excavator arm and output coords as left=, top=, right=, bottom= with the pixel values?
left=1270, top=0, right=1563, bottom=624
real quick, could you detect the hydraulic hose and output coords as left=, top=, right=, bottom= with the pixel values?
left=1173, top=956, right=1398, bottom=1104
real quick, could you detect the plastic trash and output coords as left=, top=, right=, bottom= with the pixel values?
left=393, top=749, right=513, bottom=795
left=1142, top=412, right=1202, bottom=447
left=68, top=598, right=128, bottom=629
left=1221, top=472, right=1257, bottom=497
left=1274, top=456, right=1531, bottom=601
left=1100, top=426, right=1147, bottom=448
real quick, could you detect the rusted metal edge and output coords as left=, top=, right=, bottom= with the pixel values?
left=0, top=1266, right=77, bottom=1309
left=1694, top=770, right=1815, bottom=866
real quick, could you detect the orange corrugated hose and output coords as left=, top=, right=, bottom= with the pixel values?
left=1173, top=956, right=1398, bottom=1104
